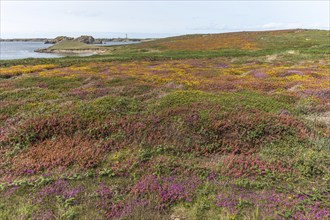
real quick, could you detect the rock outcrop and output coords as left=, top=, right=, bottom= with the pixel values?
left=74, top=35, right=102, bottom=44
left=45, top=36, right=73, bottom=44
left=94, top=39, right=103, bottom=44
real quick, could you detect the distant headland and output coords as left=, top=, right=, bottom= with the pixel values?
left=0, top=35, right=149, bottom=44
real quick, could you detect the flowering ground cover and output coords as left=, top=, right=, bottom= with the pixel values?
left=0, top=29, right=329, bottom=219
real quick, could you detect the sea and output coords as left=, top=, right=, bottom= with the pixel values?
left=0, top=41, right=139, bottom=60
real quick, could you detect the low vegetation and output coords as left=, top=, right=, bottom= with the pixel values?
left=0, top=29, right=329, bottom=219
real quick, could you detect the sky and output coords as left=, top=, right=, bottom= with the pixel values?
left=1, top=0, right=329, bottom=38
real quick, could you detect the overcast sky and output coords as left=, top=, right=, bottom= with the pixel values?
left=1, top=0, right=329, bottom=38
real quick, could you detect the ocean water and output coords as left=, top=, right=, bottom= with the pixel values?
left=0, top=42, right=63, bottom=60
left=0, top=41, right=139, bottom=60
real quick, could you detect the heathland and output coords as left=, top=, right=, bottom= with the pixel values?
left=0, top=29, right=329, bottom=219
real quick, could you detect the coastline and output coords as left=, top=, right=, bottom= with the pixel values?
left=0, top=39, right=144, bottom=59
left=34, top=48, right=107, bottom=54
left=0, top=38, right=149, bottom=43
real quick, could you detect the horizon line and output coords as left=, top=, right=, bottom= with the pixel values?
left=1, top=28, right=329, bottom=40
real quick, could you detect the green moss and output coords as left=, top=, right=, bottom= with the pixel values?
left=0, top=195, right=37, bottom=219
left=260, top=136, right=330, bottom=178
left=75, top=95, right=141, bottom=121
left=106, top=77, right=137, bottom=86
left=14, top=76, right=83, bottom=91
left=0, top=87, right=59, bottom=101
left=151, top=90, right=293, bottom=114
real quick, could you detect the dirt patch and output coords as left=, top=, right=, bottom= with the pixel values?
left=266, top=54, right=278, bottom=61
left=243, top=69, right=269, bottom=79
left=306, top=111, right=330, bottom=127
left=287, top=84, right=303, bottom=92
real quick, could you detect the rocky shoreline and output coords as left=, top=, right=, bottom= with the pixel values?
left=34, top=48, right=107, bottom=54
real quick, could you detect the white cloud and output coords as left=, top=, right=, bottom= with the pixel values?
left=262, top=22, right=285, bottom=29
left=260, top=22, right=329, bottom=30
left=1, top=1, right=329, bottom=38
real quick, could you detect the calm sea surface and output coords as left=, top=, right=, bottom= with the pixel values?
left=0, top=41, right=139, bottom=60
